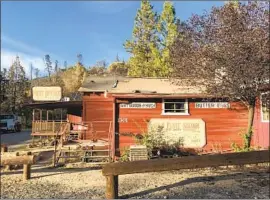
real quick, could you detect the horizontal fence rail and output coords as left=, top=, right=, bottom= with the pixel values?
left=102, top=150, right=270, bottom=199
left=1, top=146, right=35, bottom=181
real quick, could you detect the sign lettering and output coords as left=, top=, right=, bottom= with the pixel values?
left=148, top=119, right=206, bottom=148
left=195, top=102, right=230, bottom=109
left=32, top=87, right=62, bottom=101
left=120, top=102, right=156, bottom=109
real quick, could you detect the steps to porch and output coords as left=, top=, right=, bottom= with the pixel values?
left=31, top=120, right=113, bottom=165
left=54, top=140, right=112, bottom=165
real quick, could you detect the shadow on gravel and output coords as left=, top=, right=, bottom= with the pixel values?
left=120, top=171, right=270, bottom=199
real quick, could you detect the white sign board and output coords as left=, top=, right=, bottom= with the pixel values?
left=148, top=118, right=206, bottom=148
left=32, top=87, right=62, bottom=101
left=195, top=102, right=230, bottom=109
left=120, top=102, right=156, bottom=109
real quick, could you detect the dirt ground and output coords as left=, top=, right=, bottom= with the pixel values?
left=1, top=163, right=269, bottom=199
left=0, top=131, right=32, bottom=151
left=1, top=132, right=269, bottom=199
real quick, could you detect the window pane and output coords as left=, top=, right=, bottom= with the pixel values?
left=163, top=99, right=188, bottom=114
left=175, top=103, right=185, bottom=110
left=165, top=103, right=175, bottom=110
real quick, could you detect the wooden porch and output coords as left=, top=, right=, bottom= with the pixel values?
left=31, top=120, right=114, bottom=164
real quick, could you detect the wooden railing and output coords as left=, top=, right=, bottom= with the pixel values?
left=32, top=121, right=68, bottom=134
left=1, top=145, right=36, bottom=181
left=102, top=150, right=270, bottom=199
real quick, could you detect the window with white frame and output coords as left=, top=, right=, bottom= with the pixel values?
left=162, top=99, right=189, bottom=115
left=261, top=92, right=269, bottom=122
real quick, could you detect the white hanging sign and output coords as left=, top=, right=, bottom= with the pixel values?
left=120, top=102, right=156, bottom=109
left=195, top=102, right=230, bottom=109
left=32, top=86, right=62, bottom=101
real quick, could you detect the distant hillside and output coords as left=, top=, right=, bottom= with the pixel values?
left=31, top=64, right=87, bottom=97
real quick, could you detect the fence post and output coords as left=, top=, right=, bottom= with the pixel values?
left=23, top=164, right=31, bottom=180
left=1, top=145, right=11, bottom=170
left=23, top=152, right=32, bottom=181
left=105, top=175, right=118, bottom=199
left=1, top=144, right=8, bottom=152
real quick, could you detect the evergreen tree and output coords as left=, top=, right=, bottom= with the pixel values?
left=77, top=54, right=83, bottom=66
left=64, top=61, right=68, bottom=69
left=44, top=54, right=52, bottom=79
left=124, top=0, right=160, bottom=77
left=54, top=60, right=59, bottom=73
left=34, top=68, right=40, bottom=79
left=115, top=53, right=120, bottom=62
left=3, top=56, right=29, bottom=114
left=158, top=1, right=178, bottom=76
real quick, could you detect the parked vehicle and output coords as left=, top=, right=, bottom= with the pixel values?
left=0, top=114, right=22, bottom=133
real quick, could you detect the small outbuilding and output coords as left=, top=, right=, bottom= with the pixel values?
left=78, top=76, right=258, bottom=159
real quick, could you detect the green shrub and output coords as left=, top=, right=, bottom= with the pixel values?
left=119, top=147, right=130, bottom=162
left=231, top=129, right=254, bottom=152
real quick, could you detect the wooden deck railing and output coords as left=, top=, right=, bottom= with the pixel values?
left=32, top=121, right=68, bottom=134
left=102, top=150, right=270, bottom=199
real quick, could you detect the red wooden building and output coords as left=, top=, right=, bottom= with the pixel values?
left=79, top=76, right=257, bottom=158
left=253, top=91, right=269, bottom=149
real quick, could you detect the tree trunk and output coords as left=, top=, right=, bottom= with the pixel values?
left=246, top=104, right=255, bottom=149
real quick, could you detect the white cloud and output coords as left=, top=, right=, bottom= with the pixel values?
left=2, top=34, right=46, bottom=56
left=1, top=49, right=46, bottom=78
left=1, top=34, right=62, bottom=60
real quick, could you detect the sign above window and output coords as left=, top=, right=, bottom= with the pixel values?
left=120, top=102, right=156, bottom=109
left=32, top=86, right=62, bottom=101
left=195, top=102, right=230, bottom=109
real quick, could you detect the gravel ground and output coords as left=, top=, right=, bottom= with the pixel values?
left=1, top=164, right=269, bottom=199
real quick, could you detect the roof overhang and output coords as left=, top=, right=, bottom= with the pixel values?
left=111, top=93, right=215, bottom=98
left=23, top=101, right=82, bottom=109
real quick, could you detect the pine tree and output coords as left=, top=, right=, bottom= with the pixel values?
left=34, top=68, right=40, bottom=79
left=64, top=61, right=68, bottom=69
left=54, top=60, right=59, bottom=73
left=115, top=53, right=120, bottom=62
left=124, top=0, right=160, bottom=77
left=158, top=1, right=178, bottom=76
left=77, top=54, right=83, bottom=66
left=4, top=56, right=29, bottom=114
left=44, top=54, right=52, bottom=79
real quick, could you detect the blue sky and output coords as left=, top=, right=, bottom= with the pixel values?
left=1, top=1, right=224, bottom=77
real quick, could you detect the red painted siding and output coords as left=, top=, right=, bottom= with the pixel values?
left=116, top=98, right=248, bottom=153
left=253, top=99, right=270, bottom=148
left=83, top=93, right=114, bottom=140
left=82, top=93, right=254, bottom=155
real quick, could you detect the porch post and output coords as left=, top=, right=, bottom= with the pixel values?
left=46, top=110, right=49, bottom=131
left=112, top=97, right=116, bottom=161
left=39, top=109, right=42, bottom=131
left=60, top=109, right=63, bottom=123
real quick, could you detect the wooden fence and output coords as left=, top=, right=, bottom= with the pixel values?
left=102, top=150, right=270, bottom=199
left=1, top=145, right=35, bottom=181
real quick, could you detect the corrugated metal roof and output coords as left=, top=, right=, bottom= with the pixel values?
left=78, top=76, right=206, bottom=95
